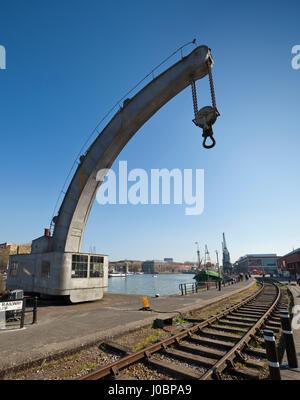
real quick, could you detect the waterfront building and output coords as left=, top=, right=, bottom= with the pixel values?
left=109, top=260, right=143, bottom=273
left=234, top=254, right=278, bottom=275
left=142, top=260, right=170, bottom=274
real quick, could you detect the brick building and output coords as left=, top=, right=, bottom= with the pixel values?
left=277, top=248, right=300, bottom=279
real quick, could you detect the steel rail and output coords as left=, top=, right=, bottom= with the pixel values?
left=199, top=280, right=281, bottom=380
left=79, top=281, right=266, bottom=380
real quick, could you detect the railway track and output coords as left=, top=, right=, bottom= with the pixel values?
left=79, top=280, right=287, bottom=380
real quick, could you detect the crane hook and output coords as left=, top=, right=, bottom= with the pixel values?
left=202, top=126, right=216, bottom=149
left=190, top=58, right=219, bottom=150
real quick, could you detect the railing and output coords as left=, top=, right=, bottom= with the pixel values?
left=196, top=281, right=221, bottom=291
left=179, top=278, right=240, bottom=295
left=179, top=283, right=198, bottom=295
left=21, top=296, right=38, bottom=328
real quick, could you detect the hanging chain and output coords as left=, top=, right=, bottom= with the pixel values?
left=190, top=78, right=198, bottom=118
left=206, top=59, right=220, bottom=116
left=190, top=60, right=220, bottom=117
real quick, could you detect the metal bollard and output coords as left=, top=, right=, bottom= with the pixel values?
left=263, top=329, right=281, bottom=380
left=280, top=310, right=298, bottom=368
left=218, top=280, right=221, bottom=291
left=20, top=298, right=26, bottom=329
left=207, top=283, right=209, bottom=290
left=32, top=296, right=38, bottom=324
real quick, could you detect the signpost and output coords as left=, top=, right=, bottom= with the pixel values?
left=0, top=299, right=24, bottom=330
left=0, top=300, right=23, bottom=312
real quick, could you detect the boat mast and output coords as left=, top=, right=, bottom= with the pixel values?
left=205, top=245, right=211, bottom=270
left=195, top=242, right=201, bottom=270
left=216, top=250, right=221, bottom=276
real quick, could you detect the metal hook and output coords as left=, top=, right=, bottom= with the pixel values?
left=202, top=127, right=216, bottom=149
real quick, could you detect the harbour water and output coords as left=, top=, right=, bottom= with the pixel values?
left=107, top=273, right=195, bottom=296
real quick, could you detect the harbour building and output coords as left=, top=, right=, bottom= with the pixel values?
left=234, top=254, right=278, bottom=275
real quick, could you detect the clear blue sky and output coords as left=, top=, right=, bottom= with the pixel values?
left=0, top=0, right=299, bottom=263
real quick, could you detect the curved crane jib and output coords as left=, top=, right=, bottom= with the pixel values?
left=52, top=45, right=215, bottom=253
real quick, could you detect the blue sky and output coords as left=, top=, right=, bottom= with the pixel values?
left=0, top=0, right=299, bottom=263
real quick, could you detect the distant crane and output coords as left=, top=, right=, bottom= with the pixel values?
left=195, top=242, right=202, bottom=269
left=222, top=233, right=232, bottom=273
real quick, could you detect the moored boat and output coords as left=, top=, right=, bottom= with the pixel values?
left=193, top=269, right=221, bottom=283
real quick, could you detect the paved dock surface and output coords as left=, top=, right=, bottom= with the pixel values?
left=280, top=283, right=300, bottom=380
left=0, top=278, right=253, bottom=373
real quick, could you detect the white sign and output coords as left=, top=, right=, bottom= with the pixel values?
left=0, top=311, right=5, bottom=329
left=0, top=300, right=23, bottom=312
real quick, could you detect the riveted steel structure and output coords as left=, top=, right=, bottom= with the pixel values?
left=7, top=45, right=213, bottom=302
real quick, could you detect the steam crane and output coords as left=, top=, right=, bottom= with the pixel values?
left=6, top=43, right=220, bottom=304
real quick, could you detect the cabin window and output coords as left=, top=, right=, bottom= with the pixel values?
left=90, top=256, right=104, bottom=278
left=10, top=262, right=19, bottom=277
left=41, top=261, right=50, bottom=278
left=71, top=254, right=88, bottom=278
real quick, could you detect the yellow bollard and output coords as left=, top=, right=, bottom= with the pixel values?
left=141, top=296, right=151, bottom=310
